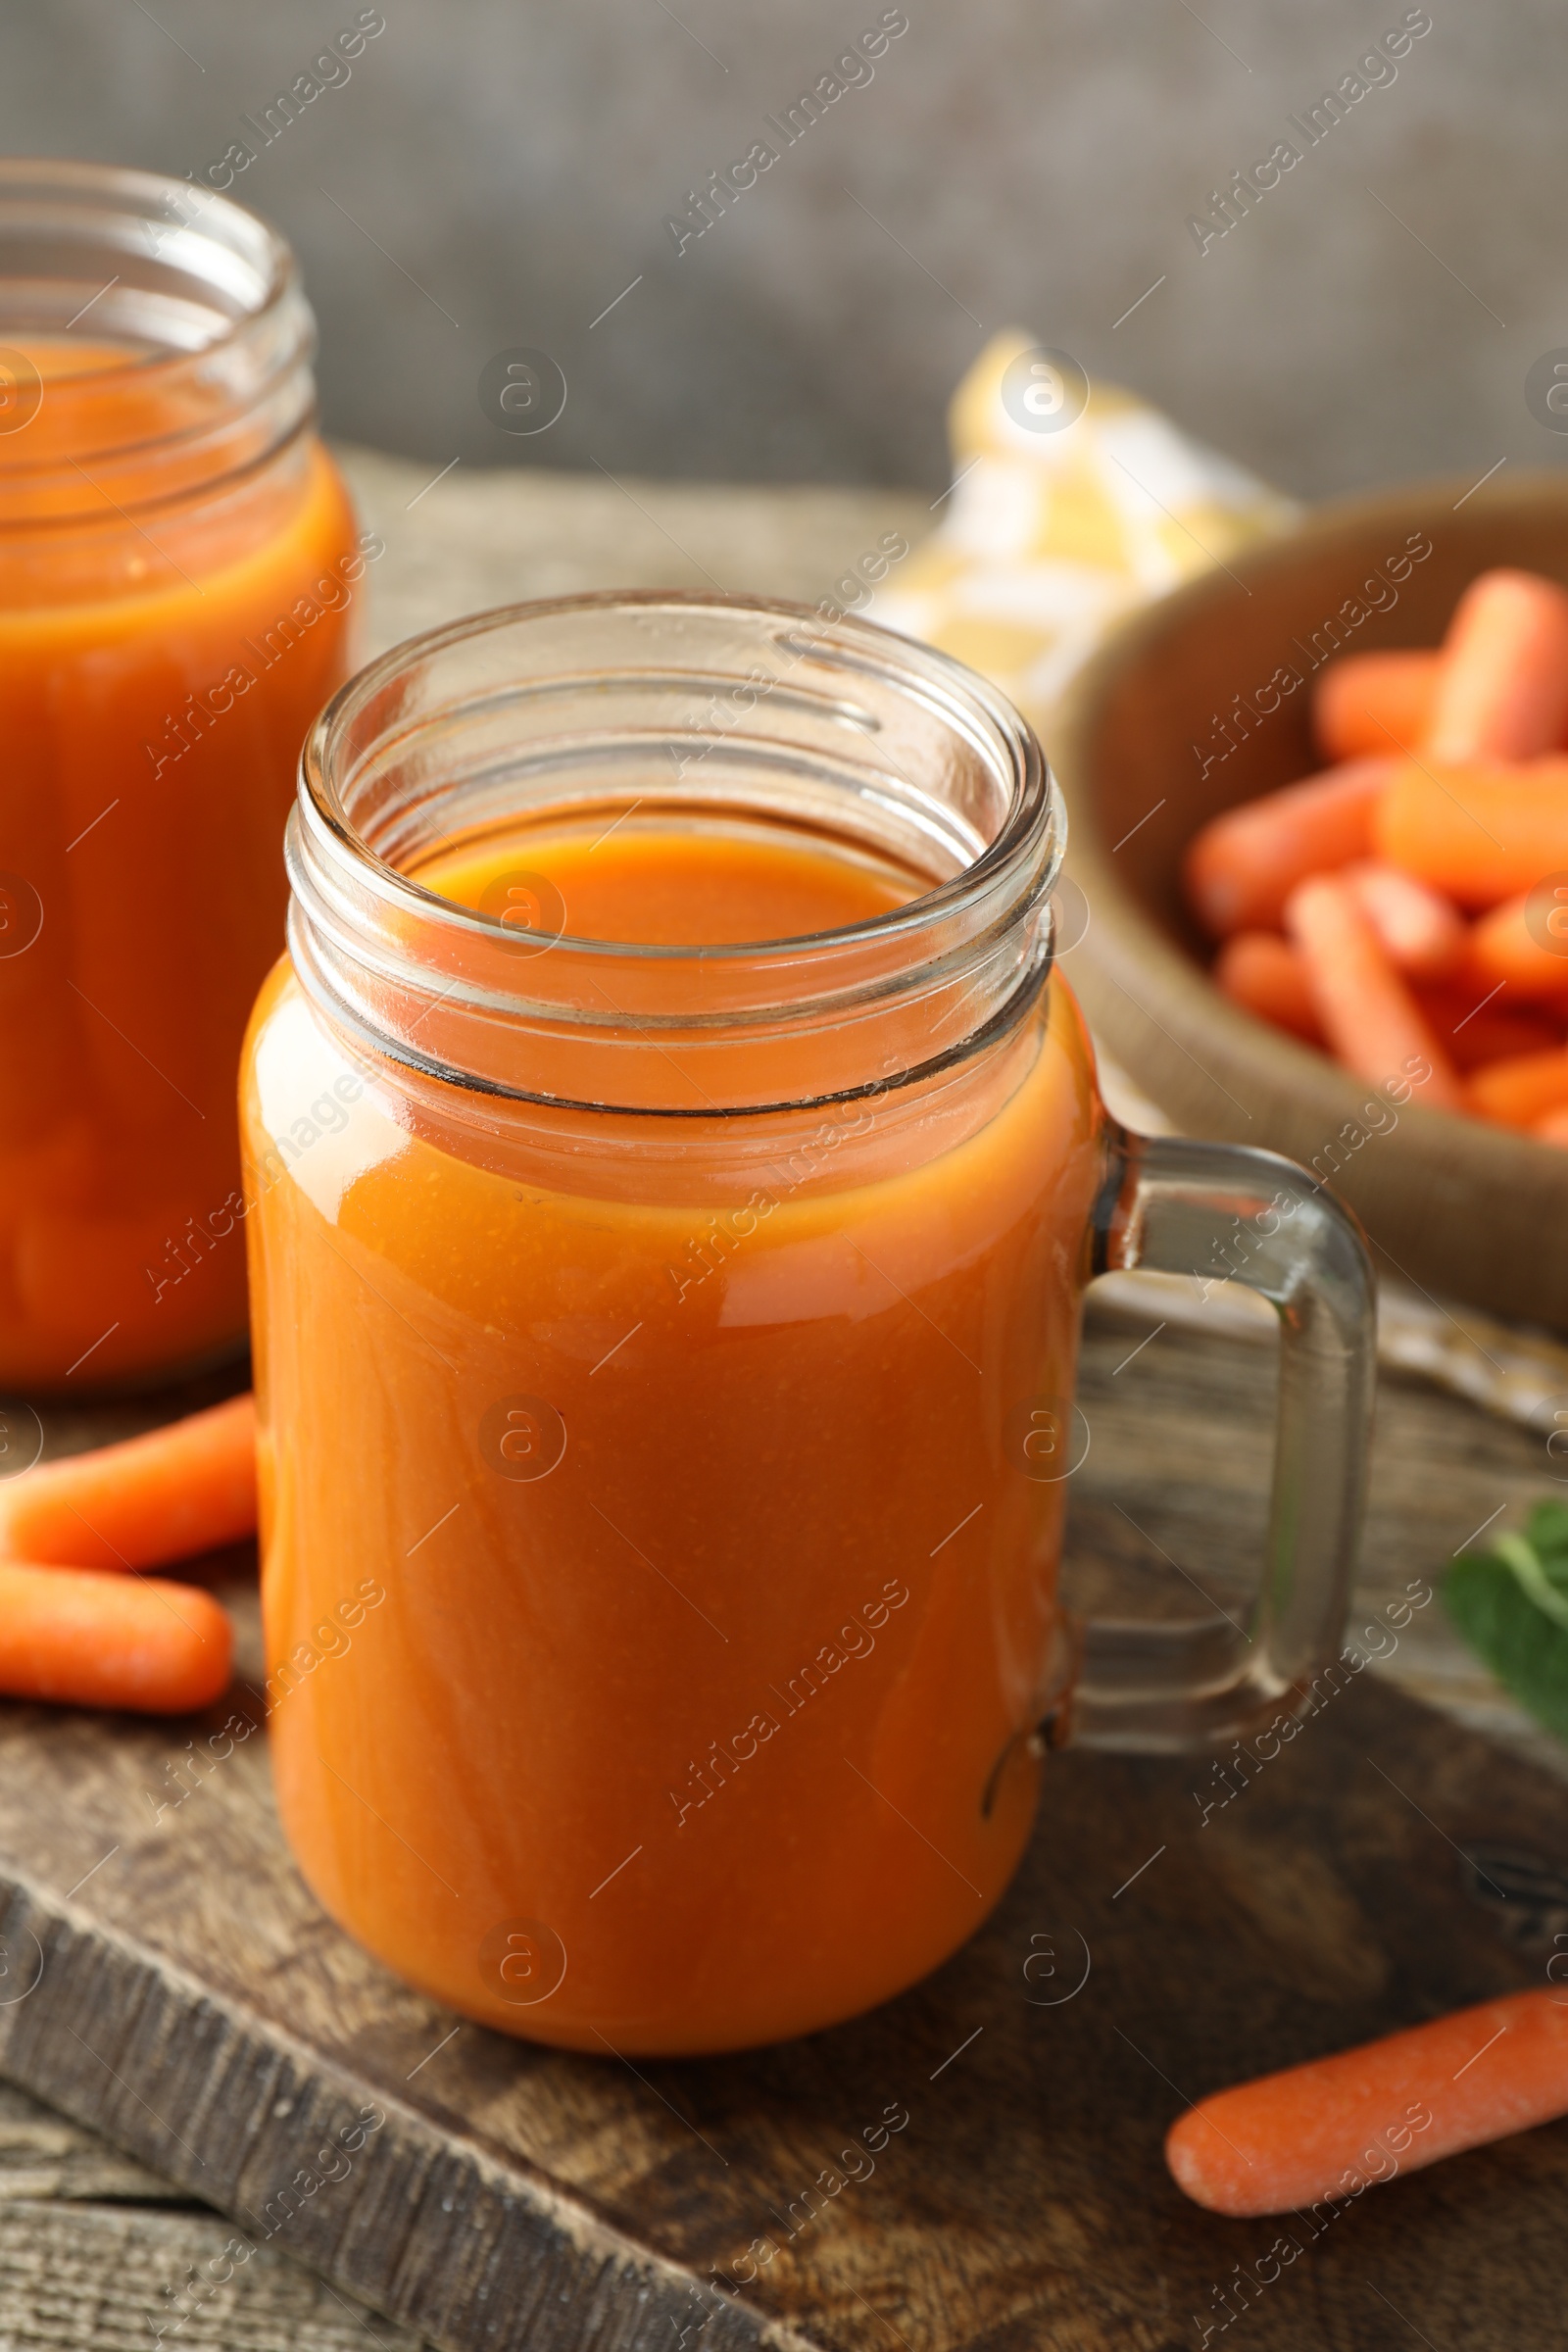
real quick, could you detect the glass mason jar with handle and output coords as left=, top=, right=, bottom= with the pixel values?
left=0, top=161, right=365, bottom=1392
left=241, top=593, right=1375, bottom=2055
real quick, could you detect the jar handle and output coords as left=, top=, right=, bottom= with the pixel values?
left=1059, top=1127, right=1377, bottom=1751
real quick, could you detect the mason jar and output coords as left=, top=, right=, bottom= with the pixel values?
left=0, top=159, right=367, bottom=1391
left=241, top=593, right=1374, bottom=2054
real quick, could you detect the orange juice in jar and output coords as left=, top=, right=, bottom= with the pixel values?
left=242, top=596, right=1375, bottom=2054
left=0, top=162, right=367, bottom=1390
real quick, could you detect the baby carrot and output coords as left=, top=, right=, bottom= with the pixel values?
left=1167, top=1986, right=1568, bottom=2218
left=1468, top=891, right=1568, bottom=1004
left=1375, top=758, right=1568, bottom=908
left=1343, top=860, right=1465, bottom=980
left=1314, top=649, right=1439, bottom=762
left=0, top=1394, right=256, bottom=1574
left=1537, top=1107, right=1568, bottom=1150
left=1426, top=569, right=1568, bottom=762
left=1467, top=1044, right=1568, bottom=1128
left=1414, top=984, right=1562, bottom=1074
left=1213, top=933, right=1323, bottom=1043
left=1184, top=760, right=1393, bottom=937
left=1285, top=875, right=1464, bottom=1108
left=0, top=1560, right=231, bottom=1714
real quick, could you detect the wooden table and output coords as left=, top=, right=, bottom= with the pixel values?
left=6, top=450, right=1565, bottom=2352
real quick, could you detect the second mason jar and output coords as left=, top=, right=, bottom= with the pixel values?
left=0, top=161, right=367, bottom=1390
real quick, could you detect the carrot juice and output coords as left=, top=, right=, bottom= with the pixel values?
left=244, top=795, right=1102, bottom=2052
left=0, top=168, right=364, bottom=1390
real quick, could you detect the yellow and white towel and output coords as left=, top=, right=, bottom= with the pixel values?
left=870, top=330, right=1299, bottom=731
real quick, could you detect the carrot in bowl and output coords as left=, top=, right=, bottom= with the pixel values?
left=1426, top=568, right=1568, bottom=762
left=1414, top=984, right=1562, bottom=1075
left=1167, top=1986, right=1568, bottom=2219
left=0, top=1394, right=256, bottom=1574
left=1467, top=1043, right=1568, bottom=1129
left=1184, top=760, right=1393, bottom=937
left=1468, top=891, right=1568, bottom=1004
left=1285, top=874, right=1463, bottom=1108
left=1375, top=758, right=1568, bottom=909
left=1343, top=860, right=1465, bottom=980
left=1314, top=649, right=1440, bottom=763
left=1213, top=932, right=1323, bottom=1043
left=0, top=1560, right=231, bottom=1714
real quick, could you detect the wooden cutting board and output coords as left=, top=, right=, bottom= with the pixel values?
left=2, top=1298, right=1566, bottom=2352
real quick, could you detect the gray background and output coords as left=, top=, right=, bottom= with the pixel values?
left=4, top=0, right=1561, bottom=496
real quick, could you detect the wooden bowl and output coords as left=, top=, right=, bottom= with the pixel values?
left=1051, top=471, right=1568, bottom=1330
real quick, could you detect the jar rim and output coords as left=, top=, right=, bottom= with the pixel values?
left=0, top=157, right=311, bottom=517
left=300, top=588, right=1059, bottom=962
left=289, top=590, right=1064, bottom=1117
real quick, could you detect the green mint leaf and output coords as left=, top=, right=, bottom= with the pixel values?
left=1446, top=1526, right=1568, bottom=1743
left=1525, top=1498, right=1568, bottom=1572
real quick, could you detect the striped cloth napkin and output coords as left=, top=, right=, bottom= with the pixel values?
left=870, top=329, right=1299, bottom=731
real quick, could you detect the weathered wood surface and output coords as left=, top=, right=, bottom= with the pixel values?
left=0, top=2072, right=431, bottom=2349
left=3, top=1298, right=1568, bottom=2352
left=0, top=2062, right=367, bottom=2352
left=0, top=2196, right=426, bottom=2352
left=0, top=2076, right=179, bottom=2207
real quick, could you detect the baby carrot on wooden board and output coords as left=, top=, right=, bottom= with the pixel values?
left=1314, top=649, right=1440, bottom=762
left=1426, top=568, right=1568, bottom=763
left=0, top=1394, right=256, bottom=1573
left=1184, top=760, right=1393, bottom=937
left=0, top=1560, right=231, bottom=1714
left=1467, top=1044, right=1568, bottom=1129
left=1342, top=860, right=1465, bottom=980
left=1167, top=1986, right=1568, bottom=2219
left=1213, top=933, right=1323, bottom=1043
left=1374, top=758, right=1568, bottom=908
left=1285, top=876, right=1463, bottom=1108
left=1537, top=1107, right=1568, bottom=1149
